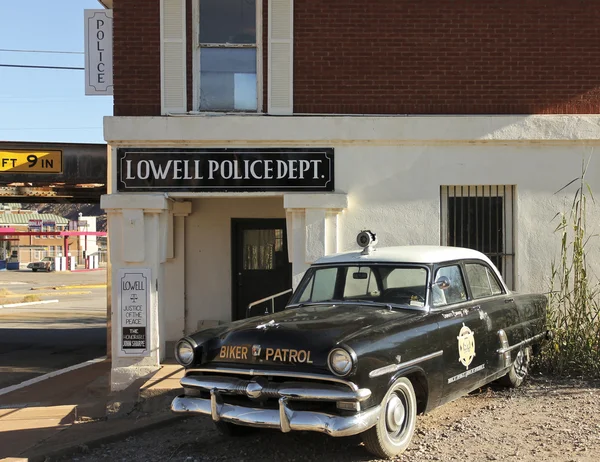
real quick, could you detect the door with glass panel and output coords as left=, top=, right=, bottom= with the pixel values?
left=232, top=219, right=292, bottom=320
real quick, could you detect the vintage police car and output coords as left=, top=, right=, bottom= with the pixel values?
left=171, top=231, right=548, bottom=458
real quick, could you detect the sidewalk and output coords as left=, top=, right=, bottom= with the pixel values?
left=0, top=359, right=184, bottom=462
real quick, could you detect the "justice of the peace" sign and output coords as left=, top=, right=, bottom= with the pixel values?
left=118, top=268, right=151, bottom=357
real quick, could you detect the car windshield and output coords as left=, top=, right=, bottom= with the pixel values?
left=288, top=265, right=429, bottom=309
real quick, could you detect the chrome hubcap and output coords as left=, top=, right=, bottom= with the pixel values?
left=386, top=394, right=405, bottom=431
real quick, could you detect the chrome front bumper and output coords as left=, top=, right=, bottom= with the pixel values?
left=171, top=374, right=380, bottom=437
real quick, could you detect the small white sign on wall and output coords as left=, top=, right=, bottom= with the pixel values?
left=84, top=9, right=113, bottom=95
left=118, top=268, right=151, bottom=357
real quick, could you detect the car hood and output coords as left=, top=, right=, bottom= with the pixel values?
left=188, top=304, right=422, bottom=370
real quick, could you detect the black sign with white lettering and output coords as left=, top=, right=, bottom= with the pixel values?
left=116, top=148, right=334, bottom=192
left=122, top=327, right=146, bottom=350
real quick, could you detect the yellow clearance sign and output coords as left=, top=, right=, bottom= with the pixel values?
left=0, top=150, right=63, bottom=173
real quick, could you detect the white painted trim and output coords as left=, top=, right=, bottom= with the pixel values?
left=160, top=0, right=187, bottom=114
left=101, top=194, right=170, bottom=211
left=256, top=0, right=263, bottom=113
left=284, top=193, right=348, bottom=210
left=103, top=115, right=600, bottom=144
left=0, top=299, right=59, bottom=309
left=267, top=0, right=272, bottom=113
left=267, top=0, right=294, bottom=114
left=0, top=356, right=107, bottom=397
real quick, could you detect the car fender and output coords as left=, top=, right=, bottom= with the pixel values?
left=389, top=365, right=431, bottom=414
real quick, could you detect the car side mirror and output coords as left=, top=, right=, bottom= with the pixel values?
left=434, top=276, right=450, bottom=290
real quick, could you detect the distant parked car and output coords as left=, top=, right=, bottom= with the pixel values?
left=27, top=257, right=55, bottom=272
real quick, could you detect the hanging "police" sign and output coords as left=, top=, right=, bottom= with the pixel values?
left=116, top=148, right=334, bottom=192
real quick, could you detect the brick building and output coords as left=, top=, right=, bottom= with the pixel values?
left=0, top=211, right=71, bottom=264
left=0, top=209, right=100, bottom=265
left=98, top=0, right=600, bottom=390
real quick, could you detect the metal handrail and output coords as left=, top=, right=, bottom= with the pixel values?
left=246, top=288, right=293, bottom=318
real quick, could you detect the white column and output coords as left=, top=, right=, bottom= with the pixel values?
left=284, top=194, right=348, bottom=289
left=101, top=194, right=170, bottom=392
left=163, top=201, right=192, bottom=355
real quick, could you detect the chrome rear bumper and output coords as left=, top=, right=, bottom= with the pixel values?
left=171, top=394, right=380, bottom=437
left=171, top=374, right=379, bottom=437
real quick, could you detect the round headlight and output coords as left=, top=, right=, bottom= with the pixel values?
left=328, top=348, right=353, bottom=376
left=175, top=340, right=195, bottom=366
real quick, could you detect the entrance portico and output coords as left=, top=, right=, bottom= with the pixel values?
left=101, top=190, right=347, bottom=391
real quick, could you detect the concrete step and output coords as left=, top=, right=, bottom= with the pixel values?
left=0, top=405, right=77, bottom=459
left=137, top=363, right=184, bottom=413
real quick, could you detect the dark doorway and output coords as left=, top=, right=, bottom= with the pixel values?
left=231, top=218, right=292, bottom=321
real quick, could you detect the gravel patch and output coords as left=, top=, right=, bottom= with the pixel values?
left=55, top=376, right=600, bottom=462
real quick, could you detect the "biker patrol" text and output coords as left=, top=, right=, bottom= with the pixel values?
left=219, top=346, right=313, bottom=363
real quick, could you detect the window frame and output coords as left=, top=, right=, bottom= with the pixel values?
left=462, top=260, right=507, bottom=300
left=192, top=0, right=263, bottom=113
left=430, top=262, right=470, bottom=310
left=288, top=263, right=431, bottom=312
left=440, top=185, right=515, bottom=290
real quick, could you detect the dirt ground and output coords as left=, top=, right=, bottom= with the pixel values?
left=59, top=375, right=600, bottom=462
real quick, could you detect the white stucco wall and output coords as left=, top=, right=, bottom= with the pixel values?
left=333, top=144, right=599, bottom=294
left=103, top=114, right=600, bottom=390
left=184, top=197, right=286, bottom=331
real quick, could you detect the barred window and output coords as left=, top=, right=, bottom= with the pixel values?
left=440, top=185, right=515, bottom=290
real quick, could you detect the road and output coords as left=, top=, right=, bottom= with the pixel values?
left=0, top=269, right=107, bottom=390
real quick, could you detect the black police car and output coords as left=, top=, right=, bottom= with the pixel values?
left=171, top=231, right=548, bottom=458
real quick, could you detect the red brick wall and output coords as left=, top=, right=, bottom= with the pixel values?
left=294, top=0, right=600, bottom=114
left=114, top=0, right=600, bottom=116
left=113, top=0, right=161, bottom=116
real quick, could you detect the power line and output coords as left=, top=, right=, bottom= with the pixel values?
left=0, top=64, right=84, bottom=70
left=0, top=127, right=102, bottom=131
left=0, top=48, right=84, bottom=55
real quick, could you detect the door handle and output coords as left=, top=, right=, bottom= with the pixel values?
left=504, top=298, right=514, bottom=304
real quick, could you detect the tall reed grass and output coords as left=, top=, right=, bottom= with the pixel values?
left=538, top=159, right=600, bottom=377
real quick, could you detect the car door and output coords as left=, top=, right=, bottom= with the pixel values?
left=432, top=263, right=489, bottom=405
left=463, top=260, right=520, bottom=376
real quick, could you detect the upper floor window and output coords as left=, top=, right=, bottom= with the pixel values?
left=199, top=0, right=258, bottom=111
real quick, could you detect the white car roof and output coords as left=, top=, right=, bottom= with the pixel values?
left=314, top=245, right=494, bottom=266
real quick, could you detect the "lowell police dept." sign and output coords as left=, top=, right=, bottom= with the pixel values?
left=116, top=148, right=334, bottom=192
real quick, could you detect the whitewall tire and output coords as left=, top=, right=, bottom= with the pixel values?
left=362, top=377, right=417, bottom=459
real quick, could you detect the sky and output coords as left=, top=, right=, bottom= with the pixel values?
left=0, top=0, right=112, bottom=144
